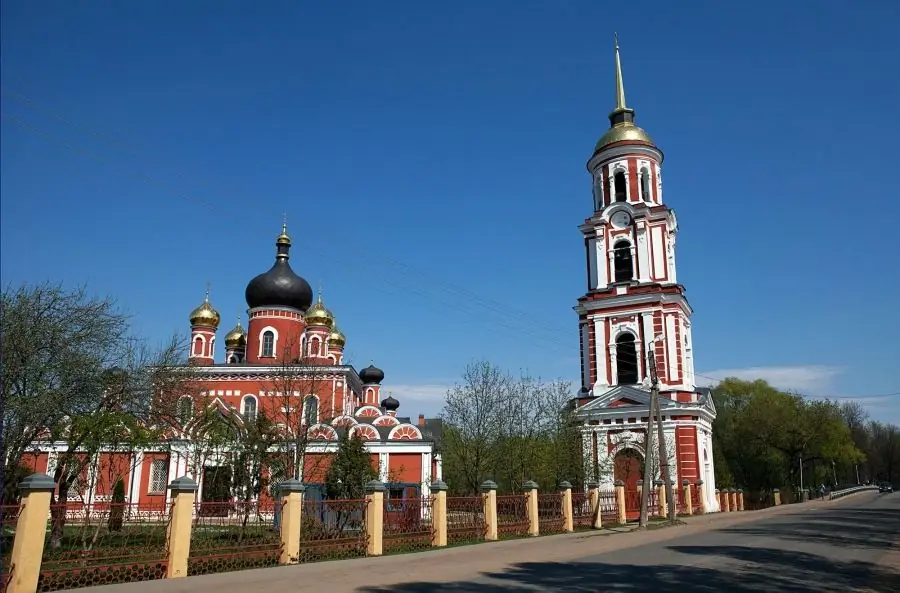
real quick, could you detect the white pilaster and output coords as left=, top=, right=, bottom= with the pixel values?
left=594, top=318, right=609, bottom=386
left=636, top=224, right=650, bottom=282
left=666, top=314, right=678, bottom=383
left=379, top=452, right=389, bottom=482
left=129, top=452, right=144, bottom=504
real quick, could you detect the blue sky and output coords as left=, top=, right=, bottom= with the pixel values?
left=2, top=1, right=899, bottom=423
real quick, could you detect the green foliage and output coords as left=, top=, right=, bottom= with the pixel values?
left=711, top=378, right=865, bottom=495
left=107, top=479, right=126, bottom=532
left=325, top=434, right=377, bottom=499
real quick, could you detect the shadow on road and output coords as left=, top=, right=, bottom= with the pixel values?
left=354, top=545, right=896, bottom=592
left=722, top=503, right=900, bottom=552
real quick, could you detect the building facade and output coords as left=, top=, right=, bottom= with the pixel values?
left=22, top=225, right=441, bottom=510
left=573, top=39, right=718, bottom=513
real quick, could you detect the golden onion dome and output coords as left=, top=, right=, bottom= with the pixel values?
left=224, top=319, right=246, bottom=348
left=594, top=123, right=655, bottom=153
left=328, top=322, right=346, bottom=349
left=305, top=292, right=334, bottom=328
left=276, top=222, right=291, bottom=246
left=189, top=292, right=220, bottom=329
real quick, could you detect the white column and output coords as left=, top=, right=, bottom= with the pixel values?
left=636, top=225, right=650, bottom=282
left=421, top=452, right=432, bottom=498
left=594, top=319, right=609, bottom=387
left=129, top=452, right=144, bottom=504
left=596, top=232, right=608, bottom=287
left=665, top=314, right=679, bottom=384
left=434, top=453, right=443, bottom=481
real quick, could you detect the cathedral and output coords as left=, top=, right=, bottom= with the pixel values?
left=23, top=225, right=441, bottom=509
left=572, top=39, right=719, bottom=515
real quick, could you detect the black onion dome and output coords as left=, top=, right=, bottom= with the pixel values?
left=245, top=226, right=313, bottom=312
left=359, top=364, right=385, bottom=384
left=380, top=394, right=399, bottom=412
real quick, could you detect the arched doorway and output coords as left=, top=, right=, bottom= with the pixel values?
left=614, top=448, right=644, bottom=520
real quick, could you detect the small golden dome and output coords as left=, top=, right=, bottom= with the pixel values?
left=594, top=123, right=655, bottom=153
left=224, top=319, right=246, bottom=348
left=328, top=322, right=346, bottom=349
left=189, top=291, right=220, bottom=329
left=305, top=292, right=334, bottom=328
left=276, top=222, right=291, bottom=246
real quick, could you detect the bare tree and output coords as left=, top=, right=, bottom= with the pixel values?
left=440, top=361, right=509, bottom=494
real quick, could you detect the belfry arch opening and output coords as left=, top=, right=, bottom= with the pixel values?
left=613, top=240, right=634, bottom=282
left=640, top=168, right=651, bottom=201
left=615, top=333, right=639, bottom=384
left=614, top=171, right=627, bottom=202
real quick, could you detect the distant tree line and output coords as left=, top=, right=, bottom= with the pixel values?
left=711, top=378, right=899, bottom=502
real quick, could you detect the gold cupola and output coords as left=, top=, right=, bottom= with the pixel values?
left=593, top=34, right=655, bottom=154
left=224, top=317, right=247, bottom=348
left=189, top=289, right=221, bottom=329
left=305, top=290, right=334, bottom=328
left=328, top=320, right=346, bottom=349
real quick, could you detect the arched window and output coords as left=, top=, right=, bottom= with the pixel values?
left=640, top=168, right=651, bottom=202
left=614, top=171, right=627, bottom=202
left=262, top=330, right=275, bottom=357
left=193, top=336, right=203, bottom=356
left=613, top=240, right=634, bottom=282
left=228, top=355, right=238, bottom=364
left=594, top=177, right=603, bottom=209
left=242, top=397, right=257, bottom=422
left=304, top=396, right=319, bottom=425
left=309, top=337, right=321, bottom=357
left=615, top=334, right=639, bottom=385
left=177, top=397, right=194, bottom=425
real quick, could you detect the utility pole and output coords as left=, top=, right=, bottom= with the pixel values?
left=638, top=348, right=656, bottom=528
left=649, top=351, right=676, bottom=522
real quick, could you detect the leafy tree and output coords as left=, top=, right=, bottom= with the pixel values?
left=325, top=434, right=377, bottom=500
left=107, top=479, right=126, bottom=532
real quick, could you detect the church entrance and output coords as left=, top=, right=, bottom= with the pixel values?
left=200, top=465, right=232, bottom=517
left=614, top=449, right=643, bottom=520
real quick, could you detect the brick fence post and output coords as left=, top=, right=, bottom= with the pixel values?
left=278, top=479, right=304, bottom=564
left=614, top=480, right=627, bottom=525
left=365, top=480, right=385, bottom=556
left=431, top=480, right=448, bottom=547
left=7, top=473, right=56, bottom=593
left=696, top=480, right=707, bottom=514
left=481, top=480, right=498, bottom=541
left=523, top=480, right=539, bottom=537
left=585, top=481, right=601, bottom=529
left=559, top=481, right=573, bottom=533
left=166, top=476, right=198, bottom=579
left=682, top=479, right=693, bottom=516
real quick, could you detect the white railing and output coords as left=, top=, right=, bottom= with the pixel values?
left=828, top=485, right=879, bottom=500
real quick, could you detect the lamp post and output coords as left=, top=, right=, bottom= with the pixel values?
left=831, top=460, right=837, bottom=488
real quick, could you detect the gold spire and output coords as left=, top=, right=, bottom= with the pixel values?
left=224, top=315, right=246, bottom=348
left=305, top=287, right=335, bottom=328
left=593, top=33, right=655, bottom=154
left=189, top=285, right=221, bottom=329
left=614, top=33, right=628, bottom=111
left=276, top=220, right=291, bottom=246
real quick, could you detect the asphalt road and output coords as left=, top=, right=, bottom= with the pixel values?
left=357, top=491, right=900, bottom=593
left=66, top=491, right=899, bottom=593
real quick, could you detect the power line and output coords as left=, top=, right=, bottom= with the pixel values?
left=3, top=92, right=890, bottom=402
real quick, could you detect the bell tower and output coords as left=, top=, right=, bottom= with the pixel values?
left=576, top=36, right=696, bottom=401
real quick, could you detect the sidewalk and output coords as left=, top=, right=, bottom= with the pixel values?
left=63, top=500, right=821, bottom=593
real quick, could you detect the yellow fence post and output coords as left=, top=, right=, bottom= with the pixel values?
left=773, top=488, right=782, bottom=506
left=696, top=480, right=706, bottom=514
left=277, top=479, right=304, bottom=564
left=737, top=488, right=745, bottom=511
left=614, top=480, right=627, bottom=525
left=165, top=476, right=197, bottom=579
left=364, top=480, right=384, bottom=556
left=523, top=480, right=539, bottom=537
left=559, top=481, right=573, bottom=533
left=655, top=480, right=666, bottom=517
left=586, top=481, right=601, bottom=529
left=682, top=479, right=693, bottom=516
left=430, top=480, right=448, bottom=547
left=481, top=480, right=498, bottom=541
left=7, top=473, right=55, bottom=593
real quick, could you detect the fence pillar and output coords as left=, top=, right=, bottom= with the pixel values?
left=655, top=480, right=666, bottom=517
left=636, top=479, right=643, bottom=500
left=431, top=480, right=448, bottom=547
left=364, top=480, right=385, bottom=556
left=7, top=473, right=55, bottom=593
left=559, top=481, right=573, bottom=533
left=723, top=489, right=731, bottom=512
left=523, top=480, right=539, bottom=537
left=278, top=479, right=305, bottom=564
left=728, top=489, right=737, bottom=512
left=481, top=480, right=498, bottom=541
left=614, top=480, right=627, bottom=525
left=737, top=489, right=745, bottom=511
left=714, top=489, right=721, bottom=511
left=166, top=476, right=198, bottom=579
left=586, top=481, right=601, bottom=529
left=682, top=480, right=693, bottom=516
left=696, top=480, right=707, bottom=514
left=773, top=489, right=782, bottom=506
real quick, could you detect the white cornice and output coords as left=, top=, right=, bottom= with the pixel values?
left=575, top=291, right=692, bottom=316
left=587, top=144, right=664, bottom=172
